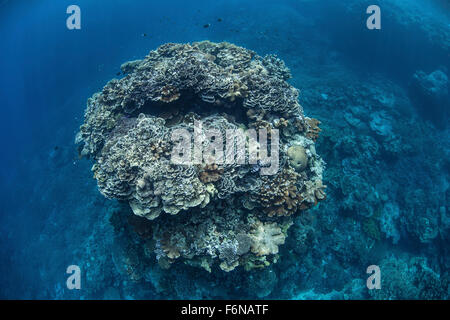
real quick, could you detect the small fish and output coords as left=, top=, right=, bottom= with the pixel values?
left=142, top=33, right=147, bottom=37
left=203, top=24, right=210, bottom=28
left=217, top=18, right=222, bottom=22
left=116, top=72, right=121, bottom=76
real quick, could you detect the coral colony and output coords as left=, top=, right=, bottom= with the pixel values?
left=76, top=41, right=326, bottom=272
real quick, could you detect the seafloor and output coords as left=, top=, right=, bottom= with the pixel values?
left=0, top=0, right=448, bottom=299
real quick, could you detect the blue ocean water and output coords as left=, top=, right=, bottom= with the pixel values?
left=0, top=0, right=449, bottom=299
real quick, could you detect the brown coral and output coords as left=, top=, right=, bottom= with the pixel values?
left=273, top=117, right=289, bottom=128
left=295, top=117, right=322, bottom=142
left=305, top=118, right=322, bottom=142
left=198, top=164, right=224, bottom=183
left=300, top=179, right=327, bottom=209
left=255, top=168, right=304, bottom=217
left=159, top=85, right=181, bottom=103
left=226, top=80, right=248, bottom=102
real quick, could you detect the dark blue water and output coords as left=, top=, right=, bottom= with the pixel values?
left=0, top=0, right=448, bottom=299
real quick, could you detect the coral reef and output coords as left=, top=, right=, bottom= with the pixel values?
left=402, top=189, right=440, bottom=244
left=4, top=0, right=450, bottom=301
left=369, top=255, right=448, bottom=300
left=77, top=41, right=325, bottom=272
left=379, top=202, right=401, bottom=244
left=409, top=69, right=449, bottom=128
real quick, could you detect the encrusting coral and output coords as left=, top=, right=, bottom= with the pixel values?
left=77, top=41, right=326, bottom=273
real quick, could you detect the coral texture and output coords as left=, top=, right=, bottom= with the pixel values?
left=77, top=41, right=325, bottom=272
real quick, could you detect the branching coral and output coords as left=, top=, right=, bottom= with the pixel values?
left=253, top=168, right=304, bottom=217
left=295, top=117, right=322, bottom=142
